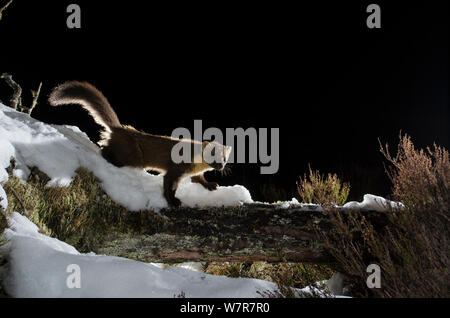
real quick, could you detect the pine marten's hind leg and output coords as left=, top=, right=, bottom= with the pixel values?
left=191, top=174, right=219, bottom=191
left=163, top=171, right=183, bottom=207
left=101, top=147, right=125, bottom=167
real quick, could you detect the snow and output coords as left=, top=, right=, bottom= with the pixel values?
left=0, top=135, right=15, bottom=183
left=0, top=104, right=252, bottom=210
left=343, top=194, right=405, bottom=212
left=0, top=212, right=281, bottom=298
left=176, top=262, right=205, bottom=273
left=270, top=198, right=324, bottom=211
left=0, top=184, right=7, bottom=212
left=259, top=194, right=403, bottom=212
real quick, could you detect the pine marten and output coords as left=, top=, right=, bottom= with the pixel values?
left=48, top=81, right=231, bottom=207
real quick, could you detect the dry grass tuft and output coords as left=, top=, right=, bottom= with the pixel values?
left=205, top=261, right=333, bottom=298
left=3, top=162, right=165, bottom=252
left=297, top=166, right=350, bottom=205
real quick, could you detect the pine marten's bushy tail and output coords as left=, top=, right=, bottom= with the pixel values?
left=49, top=81, right=121, bottom=132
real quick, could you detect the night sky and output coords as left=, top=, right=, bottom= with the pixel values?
left=1, top=1, right=448, bottom=201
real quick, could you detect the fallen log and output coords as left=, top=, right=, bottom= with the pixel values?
left=95, top=203, right=387, bottom=264
left=3, top=165, right=388, bottom=264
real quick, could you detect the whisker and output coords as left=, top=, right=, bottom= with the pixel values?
left=220, top=164, right=232, bottom=177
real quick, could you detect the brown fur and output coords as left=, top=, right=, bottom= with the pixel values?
left=49, top=81, right=228, bottom=207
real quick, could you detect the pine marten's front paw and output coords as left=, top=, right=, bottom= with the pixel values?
left=191, top=175, right=219, bottom=191
left=204, top=182, right=219, bottom=191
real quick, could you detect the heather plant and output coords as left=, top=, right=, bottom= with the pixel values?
left=297, top=166, right=350, bottom=205
left=321, top=134, right=449, bottom=297
left=380, top=134, right=449, bottom=213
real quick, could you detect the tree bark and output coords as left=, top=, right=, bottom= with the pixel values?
left=95, top=203, right=386, bottom=264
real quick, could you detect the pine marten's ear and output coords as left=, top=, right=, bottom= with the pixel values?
left=224, top=145, right=232, bottom=162
left=202, top=141, right=215, bottom=157
left=202, top=141, right=219, bottom=168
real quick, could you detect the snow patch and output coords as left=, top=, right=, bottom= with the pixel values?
left=343, top=194, right=404, bottom=212
left=266, top=194, right=403, bottom=212
left=0, top=184, right=7, bottom=211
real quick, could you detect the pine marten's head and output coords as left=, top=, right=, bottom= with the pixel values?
left=202, top=141, right=232, bottom=171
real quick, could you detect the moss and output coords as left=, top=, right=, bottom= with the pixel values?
left=0, top=213, right=6, bottom=237
left=205, top=262, right=248, bottom=278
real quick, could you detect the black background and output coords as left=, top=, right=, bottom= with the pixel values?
left=1, top=1, right=448, bottom=201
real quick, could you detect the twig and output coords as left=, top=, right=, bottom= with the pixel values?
left=3, top=183, right=28, bottom=216
left=22, top=81, right=42, bottom=115
left=0, top=0, right=13, bottom=20
left=0, top=73, right=22, bottom=110
left=0, top=73, right=42, bottom=115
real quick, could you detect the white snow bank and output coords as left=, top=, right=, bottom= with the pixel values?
left=176, top=262, right=205, bottom=273
left=0, top=135, right=15, bottom=183
left=0, top=212, right=280, bottom=298
left=0, top=184, right=7, bottom=212
left=343, top=194, right=404, bottom=212
left=0, top=104, right=252, bottom=210
left=267, top=194, right=403, bottom=212
left=270, top=198, right=324, bottom=211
